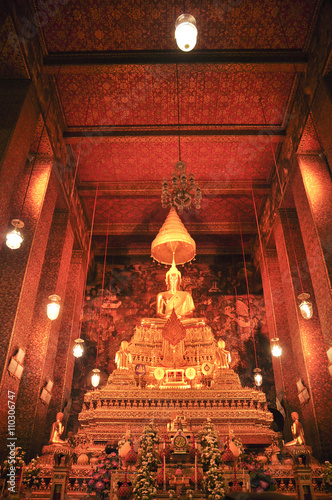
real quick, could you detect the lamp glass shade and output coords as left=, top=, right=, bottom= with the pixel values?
left=6, top=229, right=23, bottom=250
left=299, top=300, right=313, bottom=320
left=91, top=368, right=101, bottom=388
left=175, top=14, right=197, bottom=52
left=73, top=339, right=84, bottom=358
left=271, top=338, right=282, bottom=357
left=254, top=368, right=262, bottom=387
left=6, top=219, right=24, bottom=250
left=47, top=294, right=61, bottom=320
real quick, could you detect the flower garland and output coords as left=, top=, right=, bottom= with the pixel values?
left=22, top=457, right=41, bottom=489
left=323, top=461, right=332, bottom=493
left=2, top=447, right=26, bottom=472
left=223, top=431, right=244, bottom=456
left=244, top=453, right=276, bottom=493
left=118, top=430, right=133, bottom=449
left=87, top=454, right=114, bottom=496
left=199, top=419, right=225, bottom=500
left=133, top=421, right=159, bottom=500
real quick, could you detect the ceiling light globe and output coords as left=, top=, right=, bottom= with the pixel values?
left=47, top=294, right=61, bottom=320
left=73, top=338, right=84, bottom=358
left=6, top=219, right=24, bottom=250
left=175, top=14, right=197, bottom=52
left=91, top=368, right=101, bottom=388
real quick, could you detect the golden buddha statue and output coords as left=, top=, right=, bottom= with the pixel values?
left=156, top=259, right=194, bottom=318
left=115, top=341, right=132, bottom=370
left=284, top=412, right=306, bottom=447
left=49, top=412, right=66, bottom=444
left=215, top=340, right=231, bottom=369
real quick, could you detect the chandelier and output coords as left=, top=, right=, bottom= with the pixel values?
left=161, top=65, right=202, bottom=214
left=161, top=160, right=201, bottom=213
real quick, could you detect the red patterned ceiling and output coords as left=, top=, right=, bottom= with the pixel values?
left=298, top=114, right=321, bottom=153
left=28, top=0, right=321, bottom=252
left=41, top=0, right=318, bottom=52
left=73, top=136, right=278, bottom=183
left=84, top=194, right=263, bottom=225
left=55, top=65, right=295, bottom=128
left=0, top=5, right=29, bottom=79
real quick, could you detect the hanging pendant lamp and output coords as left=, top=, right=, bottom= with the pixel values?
left=298, top=293, right=313, bottom=320
left=254, top=367, right=263, bottom=387
left=73, top=338, right=84, bottom=358
left=6, top=219, right=25, bottom=250
left=271, top=337, right=282, bottom=358
left=91, top=368, right=101, bottom=388
left=47, top=294, right=61, bottom=320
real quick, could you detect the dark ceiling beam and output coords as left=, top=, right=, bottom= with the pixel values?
left=64, top=126, right=286, bottom=140
left=93, top=245, right=250, bottom=256
left=92, top=222, right=257, bottom=236
left=44, top=49, right=307, bottom=73
left=78, top=181, right=271, bottom=197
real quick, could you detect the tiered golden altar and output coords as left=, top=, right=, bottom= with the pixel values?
left=75, top=315, right=275, bottom=457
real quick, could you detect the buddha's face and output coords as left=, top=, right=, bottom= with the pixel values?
left=168, top=273, right=180, bottom=290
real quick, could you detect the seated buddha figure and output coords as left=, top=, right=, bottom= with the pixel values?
left=49, top=412, right=67, bottom=445
left=115, top=340, right=132, bottom=370
left=215, top=340, right=231, bottom=369
left=156, top=259, right=195, bottom=319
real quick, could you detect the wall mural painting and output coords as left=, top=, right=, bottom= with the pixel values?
left=71, top=254, right=275, bottom=409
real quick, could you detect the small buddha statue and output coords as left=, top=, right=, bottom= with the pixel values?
left=156, top=258, right=195, bottom=318
left=49, top=412, right=67, bottom=445
left=115, top=341, right=132, bottom=370
left=284, top=412, right=306, bottom=446
left=215, top=340, right=231, bottom=369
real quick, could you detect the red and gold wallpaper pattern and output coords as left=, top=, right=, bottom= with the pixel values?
left=41, top=0, right=318, bottom=52
left=72, top=254, right=275, bottom=414
left=56, top=66, right=295, bottom=128
left=83, top=193, right=264, bottom=225
left=74, top=136, right=277, bottom=183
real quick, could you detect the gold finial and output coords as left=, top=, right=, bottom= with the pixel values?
left=166, top=254, right=181, bottom=284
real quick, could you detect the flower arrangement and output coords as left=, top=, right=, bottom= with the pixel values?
left=133, top=421, right=159, bottom=500
left=188, top=446, right=200, bottom=461
left=244, top=453, right=276, bottom=493
left=156, top=468, right=169, bottom=486
left=2, top=447, right=26, bottom=472
left=323, top=461, right=332, bottom=492
left=118, top=430, right=133, bottom=449
left=199, top=419, right=225, bottom=499
left=87, top=455, right=113, bottom=496
left=160, top=445, right=172, bottom=460
left=186, top=488, right=194, bottom=499
left=223, top=430, right=244, bottom=456
left=22, top=457, right=41, bottom=489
